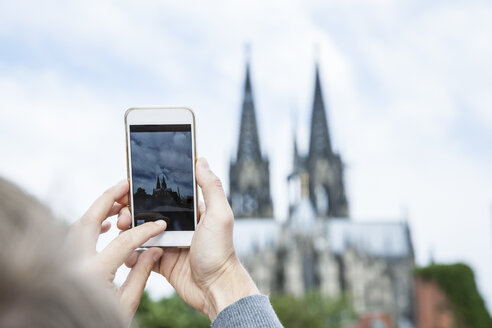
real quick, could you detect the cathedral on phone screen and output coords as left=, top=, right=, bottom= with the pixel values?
left=130, top=124, right=194, bottom=231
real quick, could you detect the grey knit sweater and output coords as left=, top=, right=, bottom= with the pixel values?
left=211, top=295, right=283, bottom=328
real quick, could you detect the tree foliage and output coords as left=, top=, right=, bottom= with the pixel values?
left=135, top=291, right=355, bottom=328
left=415, top=263, right=492, bottom=328
left=135, top=292, right=210, bottom=328
left=271, top=291, right=356, bottom=328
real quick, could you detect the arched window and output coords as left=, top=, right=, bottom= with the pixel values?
left=315, top=185, right=329, bottom=215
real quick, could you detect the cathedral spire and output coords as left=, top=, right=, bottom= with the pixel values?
left=156, top=176, right=161, bottom=189
left=293, top=131, right=301, bottom=171
left=161, top=175, right=167, bottom=190
left=229, top=48, right=273, bottom=218
left=236, top=57, right=262, bottom=161
left=304, top=60, right=349, bottom=218
left=293, top=134, right=299, bottom=164
left=308, top=63, right=333, bottom=159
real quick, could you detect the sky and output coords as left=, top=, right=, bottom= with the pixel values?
left=131, top=130, right=193, bottom=197
left=0, top=0, right=491, bottom=310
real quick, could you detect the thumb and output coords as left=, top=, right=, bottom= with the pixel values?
left=196, top=158, right=231, bottom=213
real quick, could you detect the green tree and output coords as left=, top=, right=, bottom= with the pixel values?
left=135, top=291, right=355, bottom=328
left=135, top=292, right=210, bottom=328
left=271, top=291, right=355, bottom=328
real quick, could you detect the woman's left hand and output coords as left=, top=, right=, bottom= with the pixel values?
left=67, top=180, right=166, bottom=321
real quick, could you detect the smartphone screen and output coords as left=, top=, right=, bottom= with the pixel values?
left=129, top=124, right=195, bottom=231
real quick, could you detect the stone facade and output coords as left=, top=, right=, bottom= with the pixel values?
left=236, top=215, right=415, bottom=326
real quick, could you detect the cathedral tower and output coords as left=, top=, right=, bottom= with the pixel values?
left=306, top=64, right=349, bottom=217
left=229, top=59, right=273, bottom=218
left=289, top=63, right=349, bottom=218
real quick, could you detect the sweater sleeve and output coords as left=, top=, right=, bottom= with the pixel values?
left=211, top=294, right=283, bottom=328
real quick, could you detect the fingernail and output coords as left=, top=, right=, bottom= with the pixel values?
left=199, top=158, right=209, bottom=170
left=117, top=179, right=127, bottom=188
left=155, top=220, right=166, bottom=227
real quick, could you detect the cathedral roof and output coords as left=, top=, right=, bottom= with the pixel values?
left=233, top=218, right=413, bottom=259
left=233, top=218, right=280, bottom=257
left=327, top=219, right=412, bottom=259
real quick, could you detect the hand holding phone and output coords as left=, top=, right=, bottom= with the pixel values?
left=67, top=180, right=166, bottom=322
left=120, top=158, right=260, bottom=321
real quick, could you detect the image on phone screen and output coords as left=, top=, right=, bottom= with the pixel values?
left=130, top=124, right=194, bottom=231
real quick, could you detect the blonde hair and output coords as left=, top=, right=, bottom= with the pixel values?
left=0, top=177, right=127, bottom=328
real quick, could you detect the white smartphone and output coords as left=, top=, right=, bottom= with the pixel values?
left=125, top=107, right=197, bottom=247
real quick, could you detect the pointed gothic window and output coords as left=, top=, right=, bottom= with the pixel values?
left=315, top=185, right=329, bottom=215
left=243, top=191, right=258, bottom=215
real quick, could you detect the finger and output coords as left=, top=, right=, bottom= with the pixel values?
left=195, top=158, right=230, bottom=213
left=83, top=180, right=129, bottom=222
left=117, top=206, right=132, bottom=231
left=108, top=203, right=125, bottom=217
left=125, top=251, right=140, bottom=268
left=151, top=260, right=160, bottom=274
left=98, top=220, right=166, bottom=273
left=158, top=247, right=184, bottom=279
left=115, top=191, right=130, bottom=206
left=198, top=201, right=206, bottom=215
left=120, top=248, right=163, bottom=316
left=100, top=221, right=111, bottom=234
left=197, top=201, right=206, bottom=224
left=67, top=181, right=128, bottom=253
left=74, top=180, right=129, bottom=243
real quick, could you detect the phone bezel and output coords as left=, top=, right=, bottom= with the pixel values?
left=125, top=106, right=197, bottom=247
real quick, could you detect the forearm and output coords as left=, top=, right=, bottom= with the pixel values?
left=205, top=259, right=260, bottom=320
left=211, top=294, right=283, bottom=328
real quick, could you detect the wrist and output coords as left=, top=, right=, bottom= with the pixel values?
left=205, top=258, right=260, bottom=321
